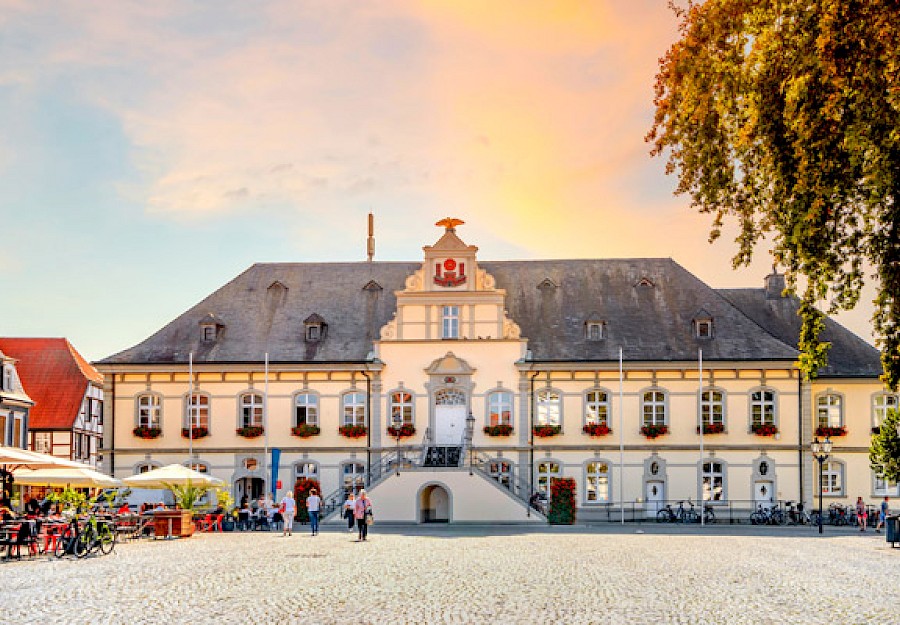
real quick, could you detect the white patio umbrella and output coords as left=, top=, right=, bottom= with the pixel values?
left=13, top=466, right=122, bottom=488
left=0, top=445, right=90, bottom=470
left=122, top=464, right=224, bottom=488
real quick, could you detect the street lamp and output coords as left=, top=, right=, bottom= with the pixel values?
left=811, top=436, right=833, bottom=534
left=392, top=412, right=402, bottom=476
left=466, top=411, right=476, bottom=475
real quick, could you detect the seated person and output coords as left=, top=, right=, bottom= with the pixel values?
left=39, top=496, right=53, bottom=517
left=212, top=504, right=225, bottom=516
left=24, top=496, right=40, bottom=516
left=117, top=502, right=131, bottom=515
left=153, top=502, right=167, bottom=512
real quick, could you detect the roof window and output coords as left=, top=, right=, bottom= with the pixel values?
left=304, top=314, right=327, bottom=343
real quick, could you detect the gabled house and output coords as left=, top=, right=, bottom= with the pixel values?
left=0, top=348, right=33, bottom=448
left=0, top=338, right=103, bottom=466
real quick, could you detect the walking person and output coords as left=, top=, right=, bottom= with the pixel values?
left=306, top=488, right=321, bottom=536
left=343, top=493, right=356, bottom=532
left=354, top=489, right=372, bottom=542
left=876, top=496, right=889, bottom=533
left=856, top=496, right=867, bottom=532
left=281, top=490, right=296, bottom=537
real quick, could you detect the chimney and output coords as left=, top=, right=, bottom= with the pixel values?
left=366, top=212, right=374, bottom=262
left=764, top=265, right=786, bottom=299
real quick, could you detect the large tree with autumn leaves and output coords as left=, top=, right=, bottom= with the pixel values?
left=647, top=0, right=900, bottom=389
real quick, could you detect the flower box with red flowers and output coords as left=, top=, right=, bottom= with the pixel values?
left=640, top=424, right=668, bottom=439
left=696, top=423, right=725, bottom=435
left=751, top=423, right=778, bottom=437
left=291, top=424, right=321, bottom=438
left=583, top=423, right=611, bottom=437
left=236, top=426, right=264, bottom=438
left=181, top=426, right=209, bottom=439
left=133, top=426, right=162, bottom=439
left=483, top=424, right=514, bottom=437
left=533, top=425, right=561, bottom=438
left=815, top=425, right=847, bottom=437
left=338, top=425, right=367, bottom=438
left=387, top=424, right=417, bottom=438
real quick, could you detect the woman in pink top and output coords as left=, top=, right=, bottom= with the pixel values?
left=353, top=490, right=372, bottom=541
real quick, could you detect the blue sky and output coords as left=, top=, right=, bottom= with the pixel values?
left=0, top=1, right=877, bottom=361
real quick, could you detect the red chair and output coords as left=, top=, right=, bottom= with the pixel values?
left=198, top=514, right=214, bottom=532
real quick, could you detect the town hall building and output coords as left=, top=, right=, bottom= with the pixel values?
left=97, top=219, right=891, bottom=523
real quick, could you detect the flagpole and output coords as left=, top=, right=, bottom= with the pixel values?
left=264, top=352, right=270, bottom=502
left=699, top=348, right=704, bottom=527
left=188, top=352, right=194, bottom=461
left=619, top=347, right=625, bottom=525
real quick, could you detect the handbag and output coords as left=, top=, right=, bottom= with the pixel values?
left=365, top=509, right=374, bottom=526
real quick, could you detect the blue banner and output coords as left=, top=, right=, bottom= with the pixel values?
left=270, top=448, right=281, bottom=498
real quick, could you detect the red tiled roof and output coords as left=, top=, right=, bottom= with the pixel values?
left=0, top=338, right=103, bottom=430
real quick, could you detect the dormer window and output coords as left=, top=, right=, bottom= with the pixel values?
left=586, top=321, right=605, bottom=341
left=198, top=313, right=224, bottom=342
left=693, top=310, right=714, bottom=339
left=304, top=313, right=327, bottom=343
left=1, top=365, right=11, bottom=391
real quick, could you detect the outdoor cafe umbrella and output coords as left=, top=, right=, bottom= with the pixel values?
left=122, top=464, right=224, bottom=488
left=0, top=445, right=91, bottom=470
left=12, top=466, right=122, bottom=488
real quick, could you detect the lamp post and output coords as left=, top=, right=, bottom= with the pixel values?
left=466, top=411, right=475, bottom=475
left=392, top=412, right=402, bottom=476
left=810, top=436, right=833, bottom=534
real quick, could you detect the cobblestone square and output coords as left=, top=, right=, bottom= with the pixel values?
left=1, top=526, right=896, bottom=625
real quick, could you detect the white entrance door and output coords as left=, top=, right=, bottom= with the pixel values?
left=435, top=405, right=467, bottom=444
left=754, top=481, right=774, bottom=508
left=645, top=481, right=665, bottom=518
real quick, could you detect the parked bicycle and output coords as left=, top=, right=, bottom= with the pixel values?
left=53, top=515, right=115, bottom=558
left=657, top=500, right=698, bottom=523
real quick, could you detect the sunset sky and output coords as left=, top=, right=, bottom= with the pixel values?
left=0, top=1, right=877, bottom=361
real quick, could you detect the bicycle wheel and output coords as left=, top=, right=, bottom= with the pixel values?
left=683, top=510, right=699, bottom=524
left=98, top=522, right=116, bottom=555
left=656, top=509, right=671, bottom=523
left=704, top=509, right=716, bottom=524
left=54, top=530, right=72, bottom=558
left=809, top=511, right=821, bottom=527
left=75, top=527, right=93, bottom=558
left=750, top=511, right=764, bottom=525
left=772, top=510, right=787, bottom=526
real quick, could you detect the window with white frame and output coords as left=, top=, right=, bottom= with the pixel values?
left=487, top=391, right=513, bottom=426
left=585, top=461, right=610, bottom=503
left=873, top=393, right=899, bottom=430
left=822, top=461, right=844, bottom=496
left=488, top=459, right=511, bottom=489
left=817, top=394, right=843, bottom=428
left=536, top=390, right=561, bottom=426
left=442, top=305, right=459, bottom=339
left=586, top=322, right=604, bottom=341
left=695, top=320, right=713, bottom=339
left=185, top=461, right=208, bottom=473
left=240, top=393, right=264, bottom=428
left=135, top=463, right=158, bottom=474
left=33, top=432, right=51, bottom=454
left=536, top=460, right=561, bottom=498
left=585, top=390, right=609, bottom=426
left=874, top=466, right=900, bottom=496
left=294, top=393, right=318, bottom=427
left=342, top=462, right=365, bottom=493
left=342, top=392, right=366, bottom=426
left=185, top=393, right=210, bottom=429
left=701, top=460, right=725, bottom=501
left=389, top=391, right=414, bottom=426
left=642, top=390, right=667, bottom=426
left=700, top=389, right=725, bottom=427
left=751, top=389, right=777, bottom=426
left=1, top=365, right=11, bottom=391
left=295, top=462, right=318, bottom=482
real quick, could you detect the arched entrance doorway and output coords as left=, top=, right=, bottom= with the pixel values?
left=235, top=476, right=265, bottom=505
left=420, top=484, right=450, bottom=523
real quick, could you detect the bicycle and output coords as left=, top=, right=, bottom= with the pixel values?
left=657, top=500, right=695, bottom=523
left=54, top=517, right=89, bottom=558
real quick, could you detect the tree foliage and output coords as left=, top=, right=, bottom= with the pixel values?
left=648, top=0, right=900, bottom=388
left=870, top=408, right=900, bottom=481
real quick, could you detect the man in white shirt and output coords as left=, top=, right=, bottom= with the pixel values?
left=280, top=491, right=296, bottom=537
left=306, top=489, right=322, bottom=536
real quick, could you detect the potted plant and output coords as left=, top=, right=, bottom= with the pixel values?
left=291, top=424, right=321, bottom=438
left=338, top=425, right=367, bottom=438
left=641, top=424, right=669, bottom=439
left=181, top=426, right=209, bottom=439
left=133, top=426, right=162, bottom=439
left=386, top=423, right=416, bottom=438
left=216, top=488, right=235, bottom=531
left=294, top=477, right=321, bottom=524
left=751, top=423, right=778, bottom=436
left=236, top=425, right=264, bottom=438
left=815, top=425, right=847, bottom=437
left=483, top=424, right=513, bottom=437
left=548, top=478, right=577, bottom=524
left=697, top=423, right=725, bottom=434
left=533, top=425, right=561, bottom=438
left=583, top=423, right=611, bottom=437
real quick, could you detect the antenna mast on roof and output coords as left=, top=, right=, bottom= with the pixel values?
left=367, top=212, right=375, bottom=262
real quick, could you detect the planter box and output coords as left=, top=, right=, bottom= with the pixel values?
left=583, top=423, right=612, bottom=437
left=641, top=425, right=668, bottom=439
left=815, top=426, right=847, bottom=437
left=153, top=510, right=195, bottom=539
left=338, top=425, right=367, bottom=438
left=533, top=425, right=561, bottom=438
left=291, top=425, right=321, bottom=438
left=483, top=424, right=514, bottom=437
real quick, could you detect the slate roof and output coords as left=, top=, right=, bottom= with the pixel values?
left=718, top=289, right=882, bottom=377
left=0, top=338, right=102, bottom=429
left=96, top=259, right=879, bottom=376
